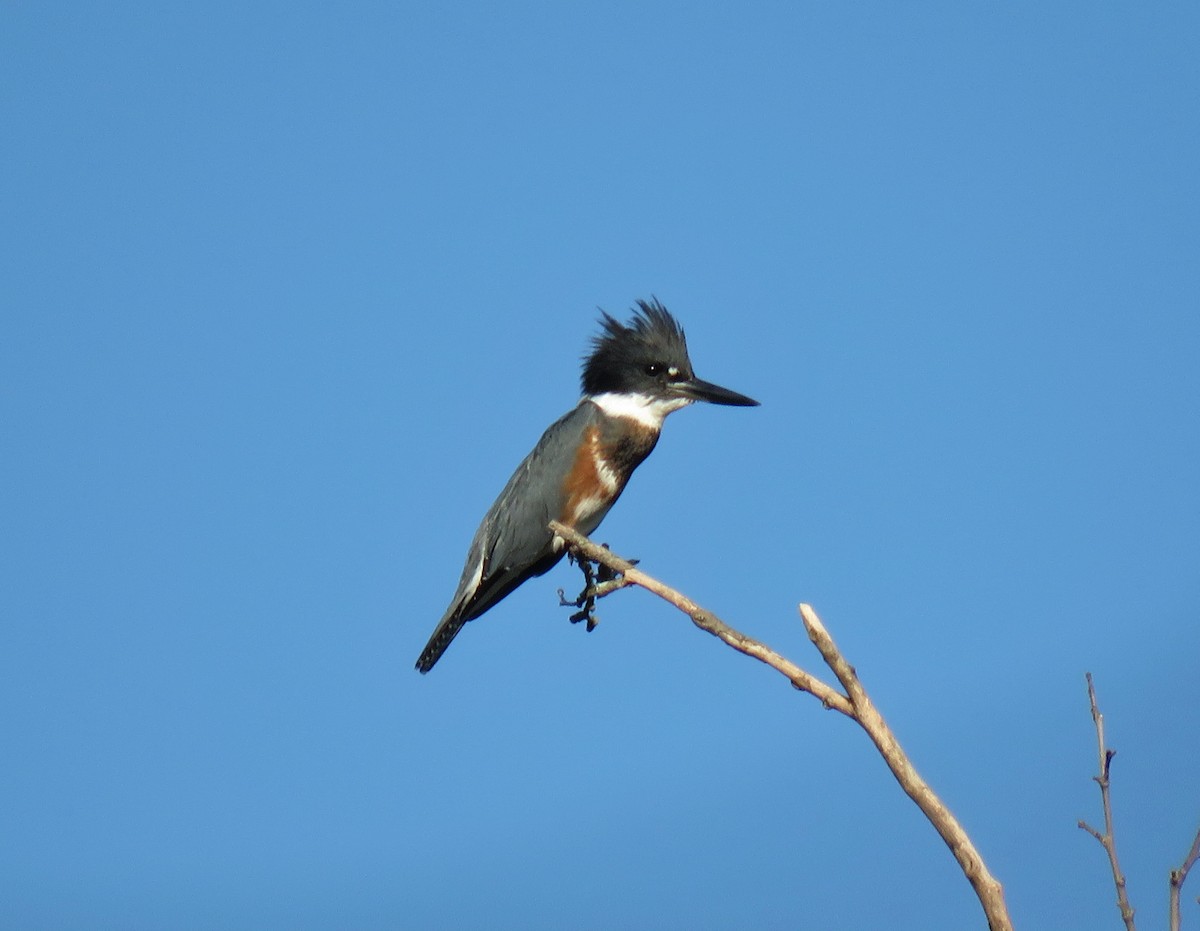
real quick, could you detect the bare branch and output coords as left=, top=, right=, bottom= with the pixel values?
left=550, top=522, right=853, bottom=716
left=1078, top=672, right=1137, bottom=931
left=800, top=605, right=1011, bottom=930
left=1078, top=819, right=1104, bottom=843
left=1170, top=826, right=1200, bottom=931
left=550, top=522, right=1012, bottom=931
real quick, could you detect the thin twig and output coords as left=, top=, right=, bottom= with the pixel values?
left=550, top=522, right=1012, bottom=931
left=1170, top=826, right=1200, bottom=931
left=1078, top=672, right=1137, bottom=931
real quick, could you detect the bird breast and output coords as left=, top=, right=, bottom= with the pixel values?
left=560, top=425, right=621, bottom=533
left=557, top=417, right=660, bottom=535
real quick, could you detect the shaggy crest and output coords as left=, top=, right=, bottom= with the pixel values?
left=581, top=298, right=692, bottom=396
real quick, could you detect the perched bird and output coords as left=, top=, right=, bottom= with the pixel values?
left=416, top=298, right=758, bottom=673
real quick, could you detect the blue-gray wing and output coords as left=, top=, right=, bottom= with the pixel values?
left=415, top=402, right=598, bottom=671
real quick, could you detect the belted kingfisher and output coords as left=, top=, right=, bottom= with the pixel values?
left=415, top=298, right=758, bottom=673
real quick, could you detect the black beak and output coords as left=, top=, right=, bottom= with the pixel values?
left=672, top=377, right=760, bottom=407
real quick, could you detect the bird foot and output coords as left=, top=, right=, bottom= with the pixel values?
left=557, top=545, right=636, bottom=631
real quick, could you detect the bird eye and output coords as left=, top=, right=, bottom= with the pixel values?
left=644, top=363, right=664, bottom=376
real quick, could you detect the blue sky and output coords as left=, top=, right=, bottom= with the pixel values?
left=3, top=3, right=1198, bottom=928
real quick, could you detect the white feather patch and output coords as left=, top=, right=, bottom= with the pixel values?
left=589, top=392, right=690, bottom=428
left=461, top=554, right=484, bottom=602
left=594, top=457, right=620, bottom=493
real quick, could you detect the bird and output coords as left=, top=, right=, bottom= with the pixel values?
left=415, top=298, right=758, bottom=673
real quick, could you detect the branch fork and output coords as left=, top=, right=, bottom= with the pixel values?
left=549, top=521, right=1012, bottom=931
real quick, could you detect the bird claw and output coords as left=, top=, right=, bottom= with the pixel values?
left=558, top=543, right=636, bottom=632
left=571, top=606, right=598, bottom=630
left=557, top=587, right=600, bottom=629
left=560, top=554, right=601, bottom=630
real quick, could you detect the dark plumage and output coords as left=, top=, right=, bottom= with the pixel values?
left=581, top=298, right=693, bottom=397
left=416, top=298, right=758, bottom=673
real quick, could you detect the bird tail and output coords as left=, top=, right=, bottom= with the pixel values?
left=415, top=611, right=466, bottom=674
